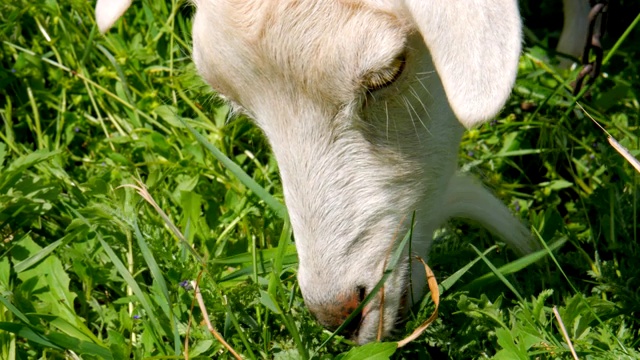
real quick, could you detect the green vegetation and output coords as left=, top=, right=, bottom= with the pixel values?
left=1, top=0, right=639, bottom=358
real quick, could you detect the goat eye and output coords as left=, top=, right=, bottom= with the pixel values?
left=363, top=53, right=406, bottom=91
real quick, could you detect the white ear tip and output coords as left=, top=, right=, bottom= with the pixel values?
left=95, top=0, right=133, bottom=33
left=453, top=88, right=514, bottom=129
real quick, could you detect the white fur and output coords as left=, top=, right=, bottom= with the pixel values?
left=97, top=0, right=542, bottom=344
left=95, top=0, right=132, bottom=33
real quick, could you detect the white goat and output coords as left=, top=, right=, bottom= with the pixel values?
left=97, top=0, right=554, bottom=344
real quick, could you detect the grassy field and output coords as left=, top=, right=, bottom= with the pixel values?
left=1, top=0, right=639, bottom=359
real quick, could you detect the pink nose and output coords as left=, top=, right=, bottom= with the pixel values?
left=306, top=288, right=365, bottom=336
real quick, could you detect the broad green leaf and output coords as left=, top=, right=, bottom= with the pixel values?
left=498, top=132, right=520, bottom=155
left=189, top=339, right=214, bottom=358
left=494, top=328, right=527, bottom=360
left=154, top=105, right=185, bottom=128
left=107, top=330, right=128, bottom=359
left=336, top=342, right=398, bottom=360
left=177, top=175, right=199, bottom=192
left=0, top=251, right=10, bottom=290
left=180, top=190, right=202, bottom=244
left=540, top=179, right=574, bottom=191
left=14, top=235, right=97, bottom=342
left=274, top=349, right=303, bottom=360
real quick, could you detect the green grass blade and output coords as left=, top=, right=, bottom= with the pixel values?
left=212, top=245, right=297, bottom=265
left=270, top=215, right=292, bottom=290
left=603, top=12, right=640, bottom=65
left=440, top=245, right=497, bottom=292
left=0, top=296, right=33, bottom=326
left=47, top=332, right=113, bottom=359
left=13, top=229, right=79, bottom=273
left=0, top=322, right=62, bottom=350
left=265, top=217, right=308, bottom=359
left=95, top=234, right=168, bottom=348
left=463, top=238, right=567, bottom=291
left=63, top=203, right=169, bottom=352
left=181, top=117, right=288, bottom=218
left=470, top=245, right=524, bottom=304
left=132, top=220, right=182, bottom=356
left=95, top=44, right=134, bottom=105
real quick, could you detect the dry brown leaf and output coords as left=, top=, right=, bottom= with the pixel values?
left=397, top=256, right=440, bottom=347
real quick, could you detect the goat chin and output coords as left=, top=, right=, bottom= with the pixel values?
left=96, top=0, right=543, bottom=344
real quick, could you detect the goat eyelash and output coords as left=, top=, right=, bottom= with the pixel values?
left=363, top=53, right=407, bottom=92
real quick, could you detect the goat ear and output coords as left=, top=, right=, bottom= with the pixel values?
left=95, top=0, right=132, bottom=33
left=403, top=1, right=521, bottom=128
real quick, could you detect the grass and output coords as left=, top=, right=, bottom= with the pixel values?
left=1, top=0, right=639, bottom=358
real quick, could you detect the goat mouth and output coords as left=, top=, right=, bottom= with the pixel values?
left=348, top=283, right=411, bottom=342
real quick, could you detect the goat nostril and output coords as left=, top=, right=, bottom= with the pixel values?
left=357, top=286, right=366, bottom=302
left=308, top=287, right=369, bottom=337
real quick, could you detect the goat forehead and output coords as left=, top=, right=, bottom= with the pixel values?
left=194, top=0, right=408, bottom=104
left=206, top=0, right=402, bottom=41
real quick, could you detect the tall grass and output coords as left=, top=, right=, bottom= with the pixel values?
left=1, top=0, right=639, bottom=358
